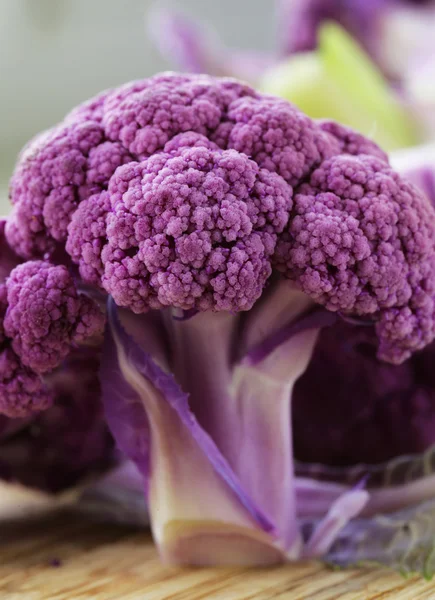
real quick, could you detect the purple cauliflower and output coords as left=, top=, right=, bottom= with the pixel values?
left=6, top=72, right=435, bottom=574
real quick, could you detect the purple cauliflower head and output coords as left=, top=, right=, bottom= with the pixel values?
left=211, top=95, right=339, bottom=186
left=7, top=73, right=435, bottom=365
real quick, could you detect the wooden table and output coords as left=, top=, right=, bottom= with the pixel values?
left=1, top=512, right=435, bottom=600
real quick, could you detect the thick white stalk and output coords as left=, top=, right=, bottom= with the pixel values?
left=168, top=284, right=319, bottom=554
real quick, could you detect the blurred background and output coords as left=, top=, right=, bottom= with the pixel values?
left=0, top=0, right=274, bottom=210
left=1, top=0, right=434, bottom=213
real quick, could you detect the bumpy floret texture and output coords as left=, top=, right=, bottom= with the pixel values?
left=1, top=284, right=51, bottom=418
left=0, top=218, right=111, bottom=473
left=0, top=231, right=104, bottom=417
left=1, top=224, right=50, bottom=417
left=7, top=72, right=344, bottom=261
left=212, top=96, right=338, bottom=186
left=275, top=154, right=435, bottom=363
left=7, top=122, right=133, bottom=257
left=0, top=284, right=7, bottom=345
left=317, top=120, right=389, bottom=162
left=101, top=74, right=253, bottom=158
left=4, top=261, right=104, bottom=373
left=66, top=191, right=111, bottom=287
left=101, top=136, right=293, bottom=312
left=65, top=132, right=223, bottom=290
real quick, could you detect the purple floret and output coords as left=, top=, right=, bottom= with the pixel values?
left=0, top=220, right=20, bottom=282
left=0, top=222, right=113, bottom=486
left=7, top=122, right=131, bottom=258
left=102, top=139, right=293, bottom=313
left=164, top=131, right=220, bottom=153
left=212, top=96, right=338, bottom=186
left=66, top=191, right=111, bottom=287
left=0, top=284, right=7, bottom=345
left=4, top=261, right=104, bottom=373
left=86, top=141, right=132, bottom=186
left=7, top=123, right=104, bottom=256
left=103, top=74, right=193, bottom=116
left=102, top=73, right=253, bottom=158
left=0, top=223, right=52, bottom=417
left=0, top=227, right=104, bottom=418
left=317, top=120, right=389, bottom=163
left=275, top=154, right=435, bottom=363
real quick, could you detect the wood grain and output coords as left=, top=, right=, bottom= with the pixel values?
left=1, top=512, right=435, bottom=599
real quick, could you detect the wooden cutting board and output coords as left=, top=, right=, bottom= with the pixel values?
left=1, top=511, right=434, bottom=600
